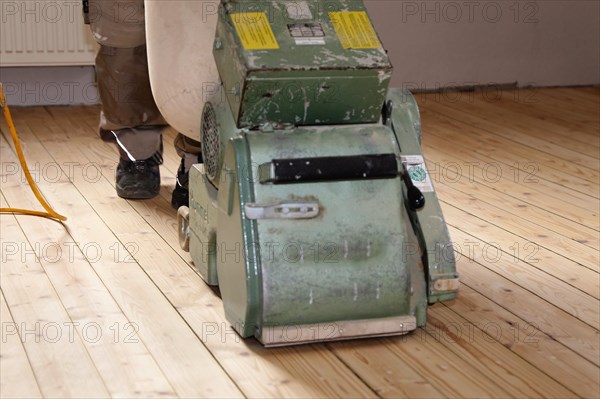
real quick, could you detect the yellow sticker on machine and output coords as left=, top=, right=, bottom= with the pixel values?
left=231, top=12, right=279, bottom=50
left=329, top=11, right=381, bottom=49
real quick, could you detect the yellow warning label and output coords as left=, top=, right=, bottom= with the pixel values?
left=231, top=12, right=279, bottom=50
left=329, top=11, right=381, bottom=49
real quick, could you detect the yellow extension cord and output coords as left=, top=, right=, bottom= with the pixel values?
left=0, top=83, right=67, bottom=222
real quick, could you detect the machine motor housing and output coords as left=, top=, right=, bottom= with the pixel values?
left=213, top=0, right=393, bottom=128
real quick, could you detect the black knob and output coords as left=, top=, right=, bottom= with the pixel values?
left=382, top=100, right=393, bottom=125
left=407, top=185, right=425, bottom=210
left=401, top=163, right=426, bottom=211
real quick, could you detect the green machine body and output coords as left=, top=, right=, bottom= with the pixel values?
left=213, top=0, right=392, bottom=127
left=177, top=0, right=459, bottom=346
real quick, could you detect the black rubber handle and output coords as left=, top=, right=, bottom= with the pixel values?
left=269, top=154, right=399, bottom=184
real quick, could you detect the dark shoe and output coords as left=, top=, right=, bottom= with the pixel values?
left=116, top=157, right=161, bottom=199
left=171, top=155, right=201, bottom=209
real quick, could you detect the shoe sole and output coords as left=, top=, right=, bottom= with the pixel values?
left=117, top=187, right=160, bottom=200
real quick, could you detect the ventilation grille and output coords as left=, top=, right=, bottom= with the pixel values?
left=201, top=103, right=220, bottom=181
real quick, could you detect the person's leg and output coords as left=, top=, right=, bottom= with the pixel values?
left=88, top=0, right=165, bottom=199
left=172, top=134, right=202, bottom=209
left=95, top=44, right=166, bottom=198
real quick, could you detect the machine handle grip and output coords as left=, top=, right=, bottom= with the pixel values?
left=261, top=154, right=399, bottom=184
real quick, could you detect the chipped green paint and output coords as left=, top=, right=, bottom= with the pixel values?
left=214, top=0, right=393, bottom=128
left=387, top=88, right=459, bottom=303
left=185, top=0, right=458, bottom=345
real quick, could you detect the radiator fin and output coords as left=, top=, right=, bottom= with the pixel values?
left=0, top=0, right=97, bottom=66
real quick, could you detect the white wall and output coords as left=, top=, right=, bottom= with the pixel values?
left=0, top=66, right=98, bottom=106
left=2, top=0, right=598, bottom=106
left=367, top=0, right=600, bottom=89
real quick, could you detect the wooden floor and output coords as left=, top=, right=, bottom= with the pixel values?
left=1, top=87, right=598, bottom=398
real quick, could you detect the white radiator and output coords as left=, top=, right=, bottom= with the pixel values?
left=0, top=0, right=97, bottom=66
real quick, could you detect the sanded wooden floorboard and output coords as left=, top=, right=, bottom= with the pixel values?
left=0, top=137, right=178, bottom=397
left=421, top=166, right=599, bottom=251
left=567, top=87, right=600, bottom=105
left=448, top=288, right=599, bottom=397
left=26, top=106, right=530, bottom=398
left=444, top=205, right=599, bottom=303
left=333, top=322, right=510, bottom=397
left=328, top=341, right=445, bottom=398
left=439, top=287, right=599, bottom=398
left=14, top=107, right=381, bottom=398
left=27, top=107, right=536, bottom=394
left=426, top=306, right=576, bottom=398
left=492, top=101, right=600, bottom=142
left=70, top=138, right=194, bottom=268
left=414, top=90, right=600, bottom=151
left=20, top=105, right=182, bottom=216
left=480, top=91, right=600, bottom=138
left=422, top=113, right=600, bottom=203
left=496, top=91, right=598, bottom=135
left=68, top=130, right=489, bottom=397
left=26, top=108, right=387, bottom=398
left=2, top=87, right=598, bottom=398
left=40, top=106, right=539, bottom=399
left=0, top=130, right=243, bottom=398
left=0, top=290, right=43, bottom=399
left=40, top=107, right=184, bottom=214
left=0, top=109, right=182, bottom=262
left=383, top=335, right=509, bottom=398
left=34, top=105, right=554, bottom=399
left=508, top=88, right=600, bottom=133
left=447, top=221, right=599, bottom=329
left=423, top=145, right=599, bottom=230
left=549, top=86, right=600, bottom=103
left=424, top=108, right=599, bottom=200
left=419, top=97, right=600, bottom=176
left=335, top=299, right=577, bottom=398
left=454, top=253, right=599, bottom=366
left=424, top=125, right=598, bottom=217
left=0, top=193, right=109, bottom=398
left=436, top=181, right=599, bottom=272
left=419, top=89, right=600, bottom=147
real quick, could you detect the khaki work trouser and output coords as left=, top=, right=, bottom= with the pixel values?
left=88, top=0, right=200, bottom=161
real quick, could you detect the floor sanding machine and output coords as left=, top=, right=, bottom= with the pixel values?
left=176, top=0, right=459, bottom=346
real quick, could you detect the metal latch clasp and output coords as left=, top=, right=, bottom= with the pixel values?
left=244, top=202, right=319, bottom=220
